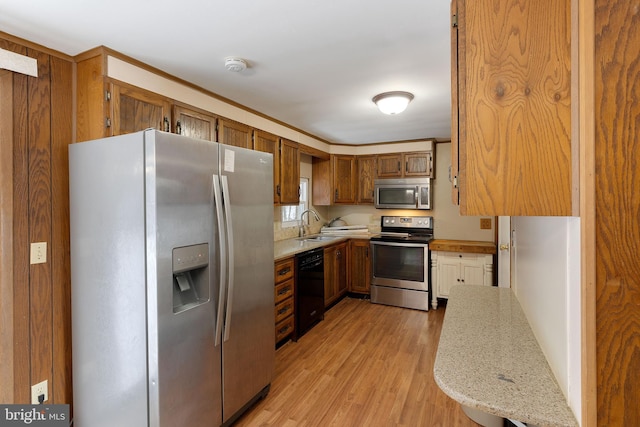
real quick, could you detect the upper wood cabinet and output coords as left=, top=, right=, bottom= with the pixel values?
left=377, top=151, right=434, bottom=179
left=452, top=0, right=574, bottom=216
left=172, top=104, right=217, bottom=141
left=253, top=130, right=280, bottom=203
left=312, top=155, right=357, bottom=205
left=357, top=155, right=377, bottom=204
left=279, top=138, right=301, bottom=205
left=218, top=118, right=252, bottom=149
left=334, top=155, right=357, bottom=204
left=110, top=82, right=172, bottom=136
left=254, top=131, right=300, bottom=205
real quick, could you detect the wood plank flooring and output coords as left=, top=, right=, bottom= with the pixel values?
left=234, top=297, right=480, bottom=427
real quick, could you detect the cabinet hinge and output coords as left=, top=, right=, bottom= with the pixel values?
left=452, top=14, right=458, bottom=28
left=453, top=176, right=458, bottom=188
left=105, top=117, right=111, bottom=128
left=105, top=90, right=111, bottom=101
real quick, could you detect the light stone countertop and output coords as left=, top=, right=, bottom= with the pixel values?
left=274, top=234, right=375, bottom=261
left=434, top=285, right=578, bottom=427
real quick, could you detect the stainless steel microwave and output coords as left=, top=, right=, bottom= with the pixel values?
left=374, top=178, right=431, bottom=210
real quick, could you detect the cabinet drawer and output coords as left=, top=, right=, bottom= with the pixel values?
left=275, top=279, right=294, bottom=304
left=274, top=258, right=294, bottom=283
left=275, top=298, right=294, bottom=324
left=275, top=316, right=295, bottom=343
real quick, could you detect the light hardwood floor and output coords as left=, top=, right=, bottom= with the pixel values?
left=234, top=297, right=480, bottom=427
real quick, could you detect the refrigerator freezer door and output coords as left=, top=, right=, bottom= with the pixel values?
left=219, top=145, right=275, bottom=423
left=70, top=133, right=149, bottom=427
left=147, top=131, right=223, bottom=426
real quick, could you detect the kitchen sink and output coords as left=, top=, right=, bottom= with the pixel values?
left=297, top=235, right=338, bottom=242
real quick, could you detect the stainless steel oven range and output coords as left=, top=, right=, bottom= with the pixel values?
left=370, top=215, right=433, bottom=311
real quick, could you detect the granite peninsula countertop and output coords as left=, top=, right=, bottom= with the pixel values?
left=434, top=286, right=578, bottom=427
left=274, top=233, right=375, bottom=261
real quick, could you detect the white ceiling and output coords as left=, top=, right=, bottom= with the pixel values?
left=0, top=0, right=452, bottom=145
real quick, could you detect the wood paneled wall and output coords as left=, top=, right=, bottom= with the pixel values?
left=594, top=0, right=640, bottom=424
left=0, top=35, right=73, bottom=406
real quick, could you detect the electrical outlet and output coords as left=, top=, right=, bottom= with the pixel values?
left=480, top=218, right=492, bottom=230
left=31, top=379, right=48, bottom=404
left=30, top=242, right=47, bottom=264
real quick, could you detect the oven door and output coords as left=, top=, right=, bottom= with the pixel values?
left=370, top=240, right=429, bottom=291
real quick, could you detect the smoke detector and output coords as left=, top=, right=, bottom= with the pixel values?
left=224, top=57, right=247, bottom=72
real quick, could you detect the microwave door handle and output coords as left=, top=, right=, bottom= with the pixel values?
left=414, top=186, right=419, bottom=208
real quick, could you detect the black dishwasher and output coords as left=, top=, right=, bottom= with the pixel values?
left=295, top=247, right=325, bottom=339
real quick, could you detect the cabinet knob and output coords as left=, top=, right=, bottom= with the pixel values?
left=499, top=244, right=510, bottom=251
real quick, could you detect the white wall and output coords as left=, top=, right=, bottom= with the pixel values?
left=511, top=216, right=581, bottom=423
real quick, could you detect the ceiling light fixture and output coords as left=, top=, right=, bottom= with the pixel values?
left=372, top=91, right=414, bottom=115
left=224, top=57, right=247, bottom=72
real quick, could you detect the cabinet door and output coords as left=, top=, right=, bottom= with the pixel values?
left=254, top=130, right=280, bottom=203
left=377, top=153, right=403, bottom=178
left=404, top=151, right=433, bottom=178
left=333, top=155, right=357, bottom=204
left=218, top=118, right=252, bottom=149
left=279, top=138, right=301, bottom=205
left=460, top=258, right=485, bottom=286
left=450, top=0, right=460, bottom=205
left=454, top=0, right=572, bottom=216
left=173, top=104, right=216, bottom=141
left=357, top=155, right=377, bottom=204
left=336, top=242, right=348, bottom=297
left=110, top=82, right=170, bottom=136
left=349, top=240, right=370, bottom=294
left=437, top=256, right=460, bottom=298
left=324, top=245, right=338, bottom=307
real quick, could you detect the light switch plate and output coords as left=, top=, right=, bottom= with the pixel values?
left=30, top=242, right=47, bottom=264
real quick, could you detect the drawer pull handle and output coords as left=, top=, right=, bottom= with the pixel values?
left=277, top=287, right=291, bottom=295
left=277, top=306, right=290, bottom=315
left=278, top=267, right=291, bottom=276
left=278, top=325, right=291, bottom=334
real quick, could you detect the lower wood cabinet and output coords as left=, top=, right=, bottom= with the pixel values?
left=348, top=239, right=370, bottom=294
left=431, top=250, right=493, bottom=309
left=274, top=257, right=295, bottom=344
left=324, top=242, right=348, bottom=307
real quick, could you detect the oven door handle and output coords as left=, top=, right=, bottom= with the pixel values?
left=370, top=240, right=430, bottom=249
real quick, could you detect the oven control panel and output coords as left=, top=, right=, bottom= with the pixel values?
left=381, top=216, right=433, bottom=229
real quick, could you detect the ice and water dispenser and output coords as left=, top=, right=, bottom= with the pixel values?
left=172, top=243, right=210, bottom=313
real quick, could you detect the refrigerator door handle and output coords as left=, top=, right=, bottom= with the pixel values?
left=213, top=176, right=226, bottom=347
left=221, top=175, right=235, bottom=342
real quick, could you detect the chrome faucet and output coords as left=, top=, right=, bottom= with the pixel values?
left=299, top=209, right=320, bottom=237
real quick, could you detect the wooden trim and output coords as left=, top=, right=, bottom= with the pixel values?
left=298, top=143, right=330, bottom=160
left=0, top=69, right=15, bottom=403
left=12, top=57, right=30, bottom=405
left=50, top=55, right=73, bottom=405
left=27, top=48, right=54, bottom=402
left=578, top=0, right=596, bottom=424
left=0, top=31, right=73, bottom=62
left=329, top=137, right=438, bottom=147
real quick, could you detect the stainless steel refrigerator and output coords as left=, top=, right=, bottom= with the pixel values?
left=69, top=129, right=275, bottom=427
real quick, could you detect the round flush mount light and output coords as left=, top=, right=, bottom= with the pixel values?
left=372, top=91, right=415, bottom=115
left=224, top=57, right=248, bottom=72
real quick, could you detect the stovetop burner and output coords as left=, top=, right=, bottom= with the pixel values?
left=371, top=215, right=433, bottom=244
